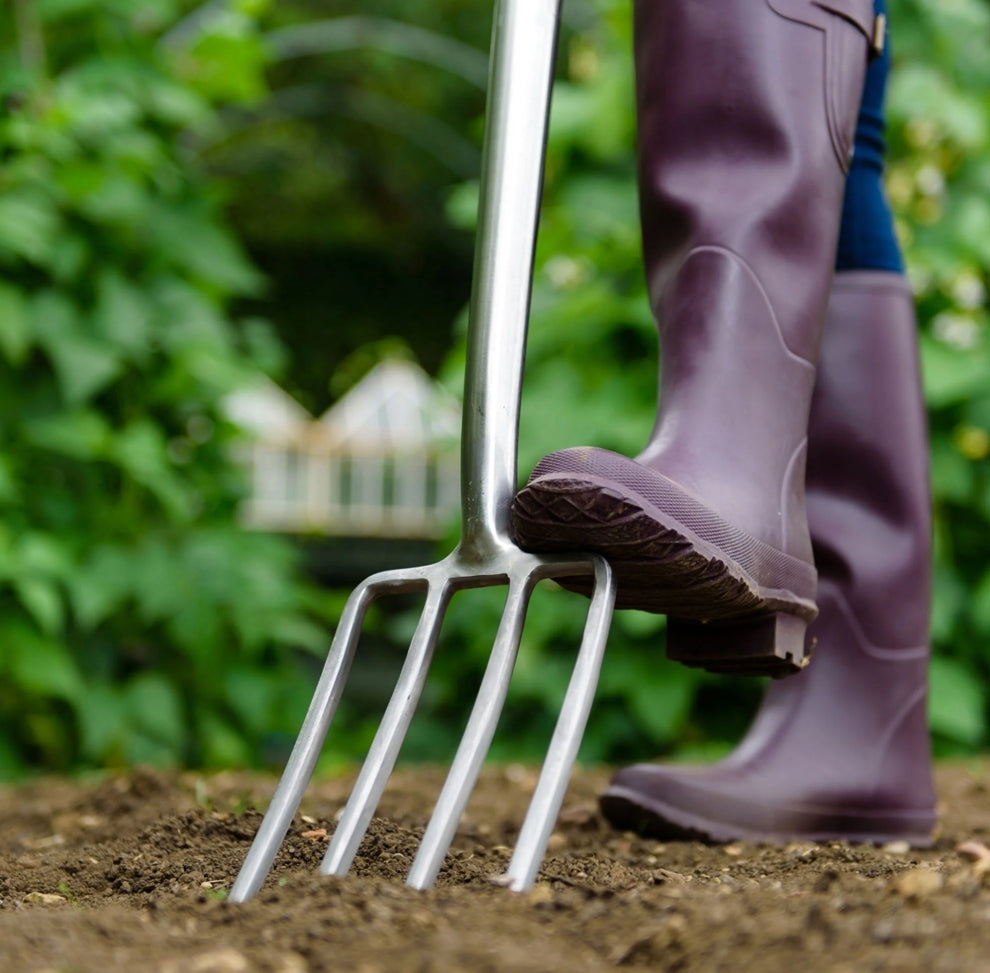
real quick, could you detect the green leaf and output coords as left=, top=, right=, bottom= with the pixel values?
left=69, top=545, right=134, bottom=631
left=110, top=420, right=195, bottom=516
left=170, top=601, right=223, bottom=657
left=177, top=28, right=269, bottom=106
left=970, top=567, right=990, bottom=636
left=151, top=206, right=263, bottom=294
left=131, top=537, right=187, bottom=623
left=76, top=684, right=127, bottom=763
left=266, top=615, right=330, bottom=655
left=606, top=653, right=700, bottom=745
left=616, top=610, right=666, bottom=638
left=18, top=533, right=73, bottom=578
left=32, top=291, right=123, bottom=403
left=0, top=456, right=18, bottom=503
left=928, top=655, right=987, bottom=746
left=0, top=282, right=31, bottom=364
left=92, top=269, right=153, bottom=359
left=143, top=75, right=210, bottom=128
left=13, top=577, right=65, bottom=635
left=0, top=189, right=60, bottom=266
left=444, top=180, right=479, bottom=231
left=197, top=709, right=253, bottom=768
left=72, top=169, right=149, bottom=227
left=919, top=332, right=990, bottom=408
left=124, top=672, right=186, bottom=750
left=23, top=410, right=112, bottom=461
left=57, top=81, right=141, bottom=142
left=223, top=667, right=277, bottom=737
left=0, top=733, right=25, bottom=781
left=4, top=535, right=72, bottom=634
left=2, top=621, right=83, bottom=703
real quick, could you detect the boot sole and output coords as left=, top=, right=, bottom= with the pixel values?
left=511, top=473, right=816, bottom=677
left=598, top=785, right=936, bottom=847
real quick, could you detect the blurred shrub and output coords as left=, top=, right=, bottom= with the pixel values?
left=0, top=0, right=333, bottom=776
left=886, top=0, right=990, bottom=754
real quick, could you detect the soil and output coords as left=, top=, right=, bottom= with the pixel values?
left=1, top=762, right=989, bottom=972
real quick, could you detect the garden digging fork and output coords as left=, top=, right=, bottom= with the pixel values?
left=229, top=0, right=615, bottom=902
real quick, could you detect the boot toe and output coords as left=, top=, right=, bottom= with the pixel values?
left=599, top=764, right=752, bottom=843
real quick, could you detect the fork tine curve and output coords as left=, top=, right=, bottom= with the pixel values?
left=406, top=572, right=536, bottom=890
left=322, top=579, right=452, bottom=877
left=228, top=576, right=383, bottom=903
left=502, top=555, right=615, bottom=891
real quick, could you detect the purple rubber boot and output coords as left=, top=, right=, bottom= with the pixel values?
left=598, top=273, right=937, bottom=846
left=512, top=0, right=880, bottom=676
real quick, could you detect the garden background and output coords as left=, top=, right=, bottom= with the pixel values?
left=0, top=0, right=988, bottom=779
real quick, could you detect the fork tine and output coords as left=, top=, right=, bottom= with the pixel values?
left=321, top=579, right=452, bottom=877
left=501, top=555, right=615, bottom=891
left=406, top=572, right=536, bottom=890
left=228, top=576, right=384, bottom=904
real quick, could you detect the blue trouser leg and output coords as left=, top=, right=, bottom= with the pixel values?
left=835, top=0, right=904, bottom=273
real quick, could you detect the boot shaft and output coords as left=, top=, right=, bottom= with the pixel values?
left=634, top=0, right=876, bottom=360
left=751, top=270, right=934, bottom=807
left=632, top=0, right=876, bottom=554
left=807, top=271, right=932, bottom=643
left=513, top=0, right=881, bottom=672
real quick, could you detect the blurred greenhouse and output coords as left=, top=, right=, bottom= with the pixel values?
left=226, top=359, right=459, bottom=537
left=0, top=0, right=988, bottom=777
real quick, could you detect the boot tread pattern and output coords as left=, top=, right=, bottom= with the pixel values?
left=512, top=474, right=813, bottom=677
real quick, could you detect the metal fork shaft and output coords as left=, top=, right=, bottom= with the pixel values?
left=228, top=0, right=606, bottom=903
left=459, top=0, right=561, bottom=561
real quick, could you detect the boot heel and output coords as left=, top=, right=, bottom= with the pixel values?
left=666, top=613, right=813, bottom=678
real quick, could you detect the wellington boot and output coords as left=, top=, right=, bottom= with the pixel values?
left=598, top=273, right=937, bottom=845
left=512, top=0, right=879, bottom=676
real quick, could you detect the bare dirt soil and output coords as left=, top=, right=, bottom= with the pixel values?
left=1, top=762, right=989, bottom=972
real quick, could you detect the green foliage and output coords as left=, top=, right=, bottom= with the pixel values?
left=0, top=0, right=330, bottom=777
left=887, top=0, right=990, bottom=753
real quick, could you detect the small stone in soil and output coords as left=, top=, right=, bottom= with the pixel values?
left=893, top=867, right=943, bottom=899
left=23, top=891, right=67, bottom=906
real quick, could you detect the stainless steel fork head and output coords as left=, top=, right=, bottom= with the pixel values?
left=229, top=545, right=614, bottom=901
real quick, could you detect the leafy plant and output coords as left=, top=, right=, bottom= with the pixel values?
left=0, top=0, right=332, bottom=777
left=887, top=0, right=990, bottom=753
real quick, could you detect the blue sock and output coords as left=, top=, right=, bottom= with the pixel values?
left=834, top=0, right=904, bottom=273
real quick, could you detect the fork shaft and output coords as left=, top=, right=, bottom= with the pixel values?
left=459, top=0, right=562, bottom=562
